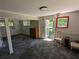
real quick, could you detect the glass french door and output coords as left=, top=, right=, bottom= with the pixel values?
left=45, top=16, right=55, bottom=39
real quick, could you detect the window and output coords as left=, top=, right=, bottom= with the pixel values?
left=9, top=21, right=14, bottom=26
left=0, top=21, right=5, bottom=26
left=56, top=16, right=69, bottom=28
left=0, top=19, right=14, bottom=27
left=49, top=16, right=55, bottom=38
left=0, top=20, right=5, bottom=27
left=23, top=20, right=30, bottom=26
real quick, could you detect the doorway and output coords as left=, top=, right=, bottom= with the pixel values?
left=45, top=16, right=55, bottom=39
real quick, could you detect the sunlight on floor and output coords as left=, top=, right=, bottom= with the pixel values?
left=43, top=38, right=53, bottom=41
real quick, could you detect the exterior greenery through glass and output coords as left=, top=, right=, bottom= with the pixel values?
left=49, top=16, right=55, bottom=38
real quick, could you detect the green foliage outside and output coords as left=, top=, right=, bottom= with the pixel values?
left=49, top=16, right=55, bottom=38
left=58, top=18, right=67, bottom=27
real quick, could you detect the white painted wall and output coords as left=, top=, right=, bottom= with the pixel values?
left=57, top=11, right=79, bottom=41
left=58, top=11, right=79, bottom=35
left=39, top=18, right=45, bottom=38
left=0, top=20, right=22, bottom=37
left=39, top=11, right=79, bottom=41
left=0, top=11, right=38, bottom=20
left=20, top=20, right=39, bottom=35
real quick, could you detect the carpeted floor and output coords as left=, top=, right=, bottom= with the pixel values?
left=0, top=35, right=79, bottom=59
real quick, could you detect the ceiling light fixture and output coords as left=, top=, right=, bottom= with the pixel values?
left=39, top=6, right=48, bottom=11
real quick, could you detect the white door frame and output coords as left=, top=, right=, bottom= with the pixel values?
left=5, top=18, right=13, bottom=54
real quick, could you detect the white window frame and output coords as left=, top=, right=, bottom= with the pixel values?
left=23, top=20, right=30, bottom=26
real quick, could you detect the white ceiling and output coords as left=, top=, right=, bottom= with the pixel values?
left=0, top=0, right=79, bottom=17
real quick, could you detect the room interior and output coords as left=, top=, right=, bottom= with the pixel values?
left=0, top=0, right=79, bottom=59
